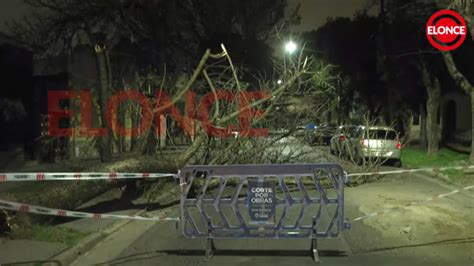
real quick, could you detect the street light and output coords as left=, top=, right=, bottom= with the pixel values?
left=283, top=41, right=297, bottom=77
left=284, top=41, right=297, bottom=54
left=277, top=79, right=282, bottom=85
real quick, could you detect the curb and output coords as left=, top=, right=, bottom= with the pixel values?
left=413, top=171, right=474, bottom=199
left=46, top=210, right=146, bottom=265
left=416, top=168, right=455, bottom=184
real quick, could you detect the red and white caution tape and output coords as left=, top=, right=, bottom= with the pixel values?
left=347, top=165, right=474, bottom=177
left=0, top=199, right=179, bottom=222
left=3, top=165, right=470, bottom=182
left=0, top=172, right=177, bottom=182
left=350, top=184, right=474, bottom=222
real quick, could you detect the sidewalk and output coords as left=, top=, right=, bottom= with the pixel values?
left=0, top=188, right=143, bottom=265
left=445, top=142, right=470, bottom=154
left=0, top=239, right=67, bottom=264
left=0, top=180, right=180, bottom=265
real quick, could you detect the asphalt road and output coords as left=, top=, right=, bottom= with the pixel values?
left=71, top=167, right=474, bottom=266
left=89, top=226, right=426, bottom=266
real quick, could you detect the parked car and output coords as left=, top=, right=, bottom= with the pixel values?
left=329, top=125, right=357, bottom=156
left=345, top=126, right=402, bottom=167
left=292, top=123, right=316, bottom=141
left=308, top=123, right=337, bottom=146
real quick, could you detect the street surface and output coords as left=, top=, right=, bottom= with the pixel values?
left=71, top=165, right=474, bottom=265
left=0, top=142, right=472, bottom=265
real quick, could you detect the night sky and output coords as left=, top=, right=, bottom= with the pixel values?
left=0, top=0, right=367, bottom=34
left=287, top=0, right=369, bottom=32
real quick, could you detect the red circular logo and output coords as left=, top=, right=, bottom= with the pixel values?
left=426, top=9, right=467, bottom=51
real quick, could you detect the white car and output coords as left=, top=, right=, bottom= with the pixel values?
left=345, top=126, right=402, bottom=167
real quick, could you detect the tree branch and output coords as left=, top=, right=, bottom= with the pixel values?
left=441, top=52, right=473, bottom=94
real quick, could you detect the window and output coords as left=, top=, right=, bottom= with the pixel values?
left=367, top=130, right=397, bottom=140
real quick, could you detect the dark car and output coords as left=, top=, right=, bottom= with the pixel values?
left=308, top=123, right=337, bottom=146
left=329, top=125, right=357, bottom=156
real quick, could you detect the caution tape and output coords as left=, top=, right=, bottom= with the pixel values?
left=0, top=199, right=179, bottom=222
left=0, top=172, right=177, bottom=182
left=2, top=165, right=471, bottom=181
left=349, top=184, right=474, bottom=222
left=347, top=165, right=474, bottom=177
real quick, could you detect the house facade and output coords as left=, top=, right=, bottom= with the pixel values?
left=409, top=91, right=471, bottom=147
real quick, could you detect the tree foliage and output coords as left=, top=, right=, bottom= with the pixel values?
left=9, top=0, right=289, bottom=77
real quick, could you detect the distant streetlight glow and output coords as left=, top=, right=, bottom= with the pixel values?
left=277, top=79, right=282, bottom=85
left=285, top=41, right=297, bottom=54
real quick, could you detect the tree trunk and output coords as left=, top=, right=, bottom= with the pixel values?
left=442, top=52, right=474, bottom=162
left=421, top=63, right=441, bottom=155
left=426, top=92, right=440, bottom=155
left=401, top=114, right=413, bottom=145
left=440, top=0, right=473, bottom=160
left=95, top=45, right=113, bottom=162
left=142, top=115, right=158, bottom=155
left=118, top=103, right=126, bottom=153
left=420, top=104, right=427, bottom=148
left=130, top=106, right=140, bottom=152
left=471, top=90, right=474, bottom=162
left=452, top=1, right=474, bottom=42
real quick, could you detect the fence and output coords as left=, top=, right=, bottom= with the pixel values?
left=178, top=164, right=348, bottom=261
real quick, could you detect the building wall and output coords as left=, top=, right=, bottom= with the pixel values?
left=409, top=91, right=471, bottom=145
left=441, top=92, right=471, bottom=143
left=444, top=93, right=470, bottom=131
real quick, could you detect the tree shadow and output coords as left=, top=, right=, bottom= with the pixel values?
left=75, top=198, right=179, bottom=213
left=49, top=183, right=179, bottom=225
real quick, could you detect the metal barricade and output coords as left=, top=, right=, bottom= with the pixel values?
left=179, top=164, right=349, bottom=262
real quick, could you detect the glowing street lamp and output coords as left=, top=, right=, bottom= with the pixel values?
left=284, top=41, right=297, bottom=54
